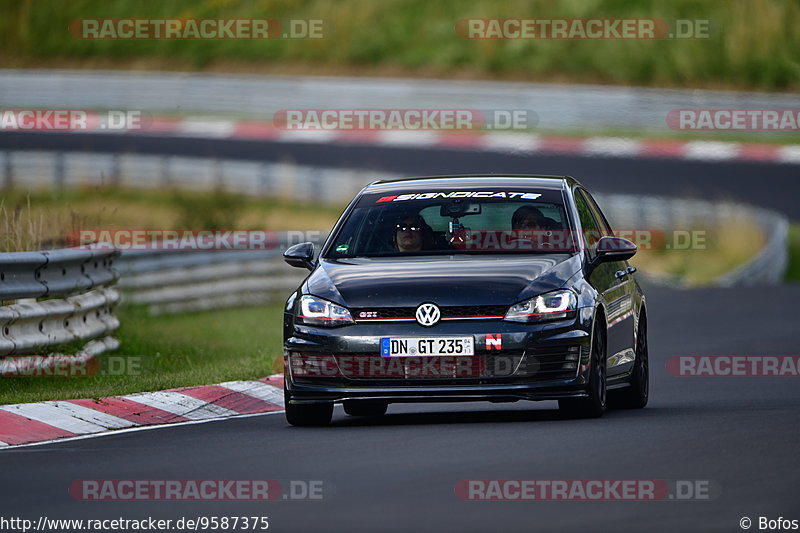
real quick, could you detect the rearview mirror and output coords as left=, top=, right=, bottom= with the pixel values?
left=592, top=236, right=637, bottom=264
left=439, top=200, right=481, bottom=218
left=284, top=242, right=315, bottom=270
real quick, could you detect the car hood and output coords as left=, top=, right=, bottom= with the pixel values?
left=304, top=254, right=582, bottom=308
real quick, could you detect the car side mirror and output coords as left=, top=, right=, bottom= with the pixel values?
left=592, top=236, right=637, bottom=265
left=284, top=242, right=315, bottom=270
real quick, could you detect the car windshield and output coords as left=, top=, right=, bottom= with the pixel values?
left=325, top=187, right=578, bottom=258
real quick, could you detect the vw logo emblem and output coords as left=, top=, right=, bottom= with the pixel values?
left=415, top=303, right=441, bottom=327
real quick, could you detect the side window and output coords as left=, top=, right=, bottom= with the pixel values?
left=574, top=189, right=602, bottom=257
left=583, top=191, right=613, bottom=236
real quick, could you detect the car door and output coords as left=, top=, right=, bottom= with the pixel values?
left=574, top=188, right=633, bottom=377
left=582, top=189, right=637, bottom=376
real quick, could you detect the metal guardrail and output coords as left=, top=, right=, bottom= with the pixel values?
left=594, top=193, right=790, bottom=287
left=0, top=248, right=120, bottom=356
left=0, top=151, right=390, bottom=205
left=714, top=207, right=789, bottom=287
left=115, top=247, right=317, bottom=315
left=0, top=247, right=117, bottom=300
left=2, top=69, right=799, bottom=133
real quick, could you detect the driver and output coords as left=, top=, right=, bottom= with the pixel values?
left=393, top=213, right=434, bottom=252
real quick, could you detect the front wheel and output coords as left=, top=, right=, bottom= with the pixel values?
left=559, top=320, right=607, bottom=418
left=609, top=316, right=649, bottom=409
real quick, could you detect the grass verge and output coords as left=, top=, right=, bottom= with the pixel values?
left=0, top=186, right=346, bottom=252
left=0, top=303, right=285, bottom=405
left=629, top=217, right=766, bottom=285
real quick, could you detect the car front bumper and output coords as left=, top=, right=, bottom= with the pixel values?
left=284, top=307, right=595, bottom=405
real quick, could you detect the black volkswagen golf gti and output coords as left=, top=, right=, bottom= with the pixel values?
left=282, top=175, right=648, bottom=426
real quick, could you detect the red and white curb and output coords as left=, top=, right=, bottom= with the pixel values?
left=0, top=375, right=284, bottom=449
left=10, top=115, right=799, bottom=164
left=111, top=117, right=800, bottom=164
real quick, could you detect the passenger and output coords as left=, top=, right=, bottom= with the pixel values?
left=511, top=205, right=546, bottom=231
left=509, top=205, right=553, bottom=250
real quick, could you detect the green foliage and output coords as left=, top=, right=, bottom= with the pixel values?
left=786, top=223, right=800, bottom=282
left=0, top=0, right=797, bottom=90
left=171, top=187, right=243, bottom=230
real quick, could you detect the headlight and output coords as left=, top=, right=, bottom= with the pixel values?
left=504, top=290, right=577, bottom=322
left=296, top=295, right=354, bottom=327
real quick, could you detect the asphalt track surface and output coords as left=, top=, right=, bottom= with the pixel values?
left=1, top=285, right=799, bottom=532
left=1, top=134, right=799, bottom=532
left=1, top=131, right=799, bottom=219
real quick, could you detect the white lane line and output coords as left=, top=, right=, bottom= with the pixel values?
left=218, top=381, right=285, bottom=407
left=275, top=129, right=340, bottom=143
left=483, top=132, right=541, bottom=153
left=778, top=145, right=800, bottom=163
left=0, top=402, right=134, bottom=434
left=122, top=391, right=239, bottom=420
left=583, top=137, right=642, bottom=157
left=376, top=130, right=441, bottom=147
left=178, top=119, right=236, bottom=138
left=684, top=141, right=740, bottom=160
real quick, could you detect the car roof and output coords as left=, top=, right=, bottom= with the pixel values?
left=364, top=174, right=580, bottom=193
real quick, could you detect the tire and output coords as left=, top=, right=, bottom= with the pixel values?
left=559, top=319, right=607, bottom=418
left=343, top=401, right=388, bottom=417
left=609, top=315, right=649, bottom=409
left=285, top=402, right=333, bottom=426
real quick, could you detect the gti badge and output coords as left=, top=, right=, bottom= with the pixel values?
left=415, top=303, right=441, bottom=326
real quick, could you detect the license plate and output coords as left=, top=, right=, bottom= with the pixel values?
left=381, top=337, right=474, bottom=357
